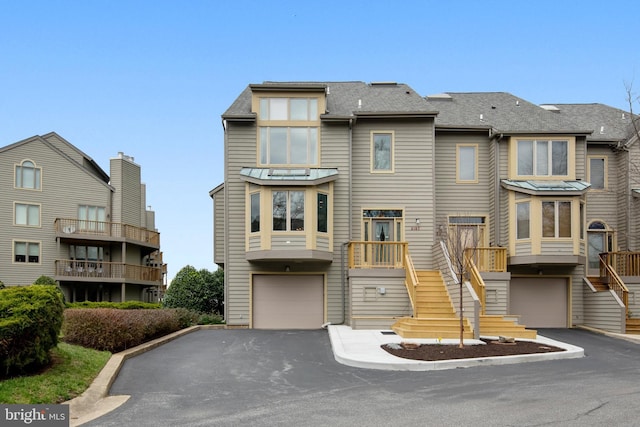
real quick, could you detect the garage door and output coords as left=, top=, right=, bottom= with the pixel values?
left=510, top=278, right=568, bottom=328
left=253, top=275, right=324, bottom=329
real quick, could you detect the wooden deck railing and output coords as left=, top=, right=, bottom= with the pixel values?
left=55, top=218, right=160, bottom=247
left=55, top=259, right=163, bottom=283
left=600, top=254, right=629, bottom=317
left=464, top=247, right=507, bottom=272
left=601, top=252, right=640, bottom=276
left=348, top=241, right=407, bottom=269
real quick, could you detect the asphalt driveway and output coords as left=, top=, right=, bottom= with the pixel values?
left=86, top=329, right=640, bottom=426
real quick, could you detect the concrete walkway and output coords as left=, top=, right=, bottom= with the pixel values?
left=67, top=324, right=630, bottom=426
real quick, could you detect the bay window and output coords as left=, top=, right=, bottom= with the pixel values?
left=273, top=191, right=305, bottom=231
left=543, top=201, right=572, bottom=238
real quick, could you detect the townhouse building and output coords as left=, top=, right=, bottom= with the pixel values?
left=212, top=82, right=640, bottom=337
left=0, top=133, right=166, bottom=302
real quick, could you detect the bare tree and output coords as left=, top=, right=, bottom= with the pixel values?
left=441, top=220, right=480, bottom=348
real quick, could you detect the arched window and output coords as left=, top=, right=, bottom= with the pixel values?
left=15, top=160, right=41, bottom=190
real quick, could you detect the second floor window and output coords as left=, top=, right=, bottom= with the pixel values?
left=273, top=191, right=304, bottom=231
left=260, top=127, right=318, bottom=165
left=15, top=203, right=40, bottom=227
left=372, top=132, right=393, bottom=172
left=516, top=202, right=530, bottom=239
left=15, top=160, right=41, bottom=190
left=517, top=140, right=568, bottom=177
left=543, top=201, right=572, bottom=238
left=588, top=157, right=606, bottom=190
left=78, top=205, right=106, bottom=231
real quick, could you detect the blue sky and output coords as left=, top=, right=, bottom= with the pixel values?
left=2, top=0, right=640, bottom=281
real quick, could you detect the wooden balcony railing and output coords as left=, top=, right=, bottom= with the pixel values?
left=464, top=247, right=507, bottom=272
left=55, top=218, right=160, bottom=247
left=601, top=252, right=640, bottom=276
left=348, top=241, right=408, bottom=269
left=55, top=259, right=163, bottom=283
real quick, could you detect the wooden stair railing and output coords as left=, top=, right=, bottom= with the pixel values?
left=403, top=251, right=418, bottom=314
left=600, top=253, right=629, bottom=318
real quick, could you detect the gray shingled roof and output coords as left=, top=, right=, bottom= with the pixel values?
left=222, top=81, right=436, bottom=119
left=424, top=92, right=592, bottom=135
left=543, top=103, right=636, bottom=143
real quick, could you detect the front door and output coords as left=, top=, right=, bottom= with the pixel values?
left=373, top=220, right=394, bottom=266
left=587, top=232, right=605, bottom=276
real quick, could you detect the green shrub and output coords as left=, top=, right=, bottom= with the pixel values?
left=162, top=266, right=224, bottom=315
left=33, top=275, right=57, bottom=286
left=0, top=285, right=65, bottom=377
left=172, top=307, right=201, bottom=328
left=198, top=313, right=225, bottom=325
left=0, top=280, right=4, bottom=290
left=66, top=301, right=161, bottom=310
left=62, top=308, right=184, bottom=352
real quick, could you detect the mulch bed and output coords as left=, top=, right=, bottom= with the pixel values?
left=382, top=339, right=565, bottom=361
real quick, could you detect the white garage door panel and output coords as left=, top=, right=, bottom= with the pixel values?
left=510, top=278, right=568, bottom=328
left=253, top=275, right=323, bottom=329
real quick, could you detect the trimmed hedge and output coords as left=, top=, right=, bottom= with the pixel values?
left=62, top=308, right=193, bottom=352
left=66, top=301, right=161, bottom=310
left=0, top=285, right=65, bottom=377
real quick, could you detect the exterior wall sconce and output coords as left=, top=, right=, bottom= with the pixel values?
left=415, top=218, right=420, bottom=224
left=285, top=265, right=291, bottom=272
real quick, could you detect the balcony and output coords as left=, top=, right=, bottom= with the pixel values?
left=54, top=259, right=163, bottom=284
left=348, top=241, right=408, bottom=269
left=464, top=247, right=507, bottom=272
left=55, top=218, right=160, bottom=249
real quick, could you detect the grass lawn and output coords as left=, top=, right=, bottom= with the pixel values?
left=0, top=342, right=111, bottom=404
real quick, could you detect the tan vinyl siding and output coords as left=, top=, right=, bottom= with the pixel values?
left=583, top=288, right=625, bottom=333
left=586, top=146, right=618, bottom=237
left=225, top=121, right=258, bottom=325
left=320, top=123, right=351, bottom=324
left=498, top=141, right=510, bottom=247
left=575, top=136, right=587, bottom=180
left=481, top=272, right=510, bottom=315
left=212, top=187, right=225, bottom=265
left=351, top=119, right=435, bottom=269
left=540, top=241, right=576, bottom=254
left=435, top=132, right=491, bottom=228
left=349, top=269, right=411, bottom=329
left=110, top=157, right=142, bottom=227
left=0, top=141, right=111, bottom=285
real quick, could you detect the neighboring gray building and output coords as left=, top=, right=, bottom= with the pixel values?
left=0, top=132, right=166, bottom=302
left=212, top=82, right=640, bottom=336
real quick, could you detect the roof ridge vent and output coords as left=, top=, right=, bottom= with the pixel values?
left=540, top=104, right=560, bottom=112
left=370, top=81, right=397, bottom=86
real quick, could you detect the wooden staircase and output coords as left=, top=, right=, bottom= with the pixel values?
left=392, top=269, right=537, bottom=339
left=587, top=276, right=610, bottom=292
left=626, top=318, right=640, bottom=334
left=479, top=315, right=537, bottom=339
left=392, top=270, right=474, bottom=339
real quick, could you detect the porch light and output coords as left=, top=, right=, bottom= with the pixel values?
left=415, top=218, right=420, bottom=225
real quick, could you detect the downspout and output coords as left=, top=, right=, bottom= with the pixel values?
left=340, top=118, right=355, bottom=325
left=627, top=147, right=632, bottom=249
